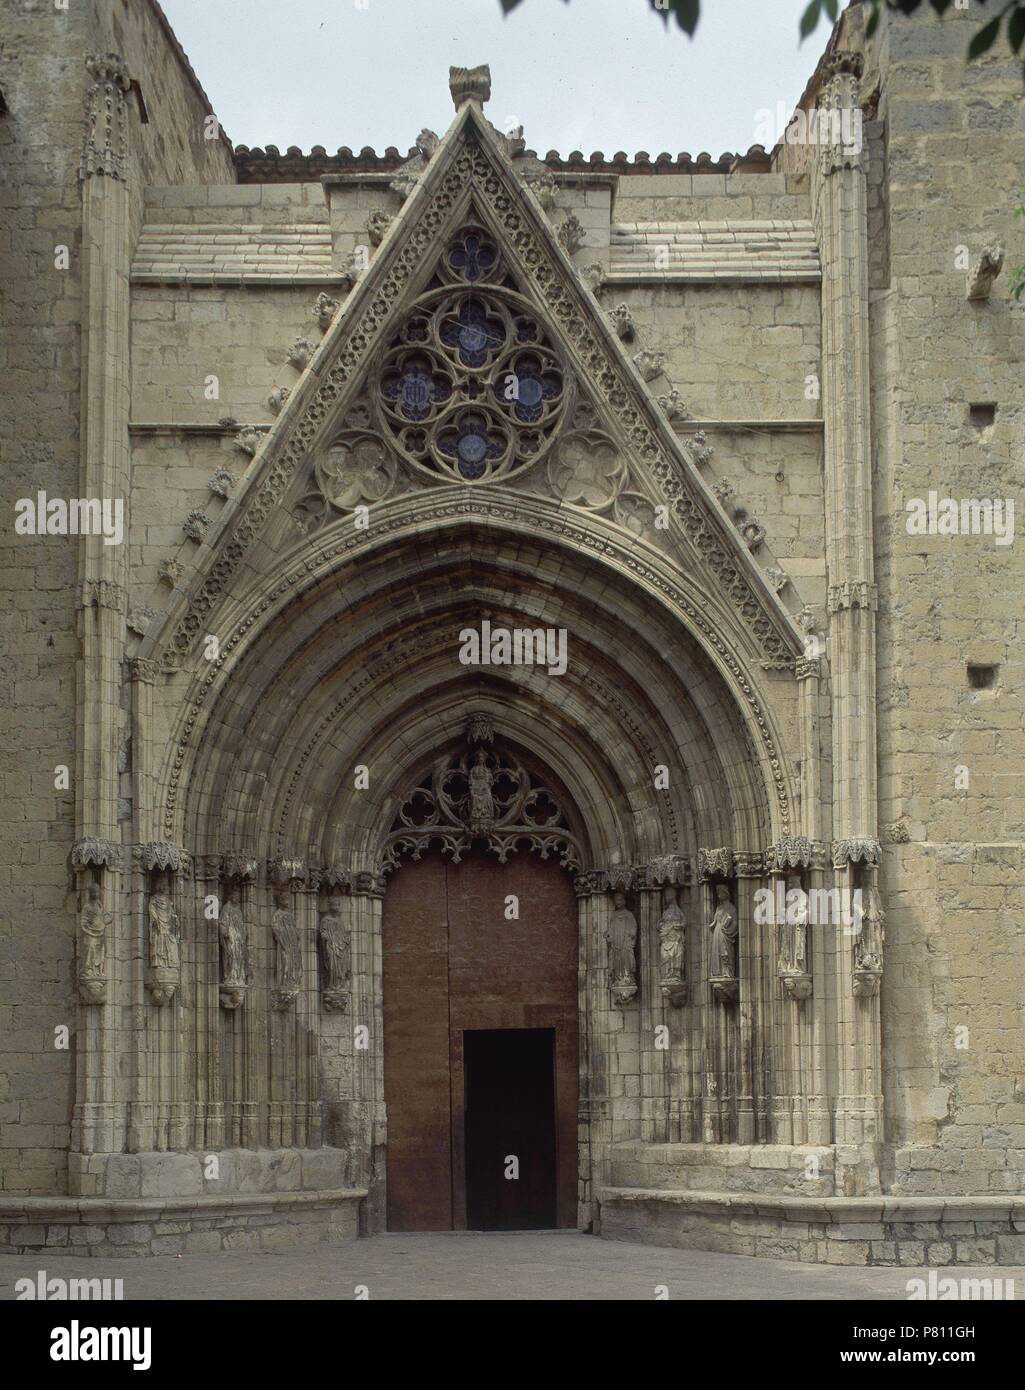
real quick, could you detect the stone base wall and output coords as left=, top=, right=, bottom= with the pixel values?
left=68, top=1147, right=352, bottom=1199
left=610, top=1141, right=836, bottom=1196
left=598, top=1188, right=1025, bottom=1266
left=0, top=1188, right=365, bottom=1259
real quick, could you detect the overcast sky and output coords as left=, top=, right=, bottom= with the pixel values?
left=160, top=0, right=823, bottom=158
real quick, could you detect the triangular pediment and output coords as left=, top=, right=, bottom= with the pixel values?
left=153, top=102, right=801, bottom=671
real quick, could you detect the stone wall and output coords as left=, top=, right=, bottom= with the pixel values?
left=864, top=6, right=1025, bottom=1196
left=0, top=0, right=233, bottom=1200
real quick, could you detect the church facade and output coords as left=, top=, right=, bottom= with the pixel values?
left=2, top=0, right=1024, bottom=1266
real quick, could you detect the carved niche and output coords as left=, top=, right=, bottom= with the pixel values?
left=380, top=717, right=582, bottom=876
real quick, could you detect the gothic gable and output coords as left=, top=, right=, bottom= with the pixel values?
left=152, top=102, right=801, bottom=671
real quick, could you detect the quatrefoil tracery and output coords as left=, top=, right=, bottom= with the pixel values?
left=373, top=226, right=571, bottom=484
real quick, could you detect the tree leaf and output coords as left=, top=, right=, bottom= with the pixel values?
left=669, top=0, right=701, bottom=35
left=824, top=0, right=840, bottom=20
left=799, top=0, right=822, bottom=42
left=968, top=15, right=1002, bottom=60
left=499, top=0, right=524, bottom=12
left=1009, top=6, right=1025, bottom=54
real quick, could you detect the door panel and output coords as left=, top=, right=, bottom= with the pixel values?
left=464, top=1028, right=557, bottom=1231
left=383, top=848, right=578, bottom=1231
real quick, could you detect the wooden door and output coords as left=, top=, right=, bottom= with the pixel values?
left=383, top=849, right=578, bottom=1231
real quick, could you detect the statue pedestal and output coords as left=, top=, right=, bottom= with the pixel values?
left=709, top=975, right=738, bottom=1005
left=780, top=970, right=813, bottom=1001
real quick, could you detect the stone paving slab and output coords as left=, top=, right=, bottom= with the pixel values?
left=2, top=1232, right=1021, bottom=1301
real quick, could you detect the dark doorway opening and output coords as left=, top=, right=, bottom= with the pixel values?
left=463, top=1027, right=558, bottom=1231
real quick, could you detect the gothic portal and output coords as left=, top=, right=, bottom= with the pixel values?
left=4, top=1, right=1025, bottom=1268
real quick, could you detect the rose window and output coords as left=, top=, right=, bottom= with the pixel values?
left=374, top=224, right=571, bottom=483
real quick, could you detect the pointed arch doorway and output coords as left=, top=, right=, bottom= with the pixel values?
left=383, top=847, right=579, bottom=1232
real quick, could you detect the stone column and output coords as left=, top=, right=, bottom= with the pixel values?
left=348, top=869, right=385, bottom=1228
left=69, top=837, right=124, bottom=1172
left=134, top=843, right=190, bottom=1152
left=640, top=856, right=691, bottom=1145
left=734, top=850, right=765, bottom=1143
left=574, top=871, right=609, bottom=1229
left=69, top=53, right=132, bottom=1188
left=814, top=50, right=883, bottom=1170
left=267, top=859, right=307, bottom=1149
left=699, top=848, right=739, bottom=1143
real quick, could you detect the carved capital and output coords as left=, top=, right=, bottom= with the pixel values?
left=637, top=854, right=690, bottom=888
left=795, top=655, right=821, bottom=681
left=81, top=54, right=131, bottom=181
left=733, top=849, right=765, bottom=878
left=351, top=870, right=386, bottom=898
left=127, top=656, right=160, bottom=684
left=135, top=841, right=190, bottom=875
left=831, top=837, right=882, bottom=870
left=817, top=52, right=864, bottom=177
left=314, top=865, right=351, bottom=892
left=222, top=853, right=259, bottom=881
left=767, top=836, right=816, bottom=873
left=77, top=579, right=126, bottom=613
left=573, top=870, right=608, bottom=898
left=71, top=837, right=123, bottom=872
left=698, top=847, right=733, bottom=881
left=267, top=858, right=307, bottom=886
left=827, top=580, right=878, bottom=613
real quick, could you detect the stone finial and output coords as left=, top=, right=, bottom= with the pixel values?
left=207, top=466, right=237, bottom=498
left=558, top=214, right=585, bottom=256
left=267, top=386, right=290, bottom=415
left=234, top=427, right=263, bottom=456
left=158, top=558, right=185, bottom=587
left=367, top=210, right=393, bottom=247
left=449, top=64, right=491, bottom=109
left=609, top=304, right=636, bottom=341
left=526, top=173, right=558, bottom=213
left=416, top=128, right=440, bottom=161
left=657, top=386, right=691, bottom=423
left=580, top=262, right=606, bottom=294
left=313, top=291, right=341, bottom=330
left=182, top=511, right=210, bottom=543
left=966, top=246, right=1004, bottom=301
left=633, top=349, right=665, bottom=383
left=287, top=338, right=317, bottom=371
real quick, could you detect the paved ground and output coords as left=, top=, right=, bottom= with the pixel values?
left=3, top=1231, right=1021, bottom=1300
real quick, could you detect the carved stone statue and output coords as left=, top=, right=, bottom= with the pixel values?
left=777, top=873, right=812, bottom=1000
left=468, top=747, right=496, bottom=834
left=853, top=881, right=885, bottom=996
left=607, top=889, right=638, bottom=1005
left=147, top=875, right=180, bottom=1006
left=79, top=880, right=110, bottom=1005
left=777, top=873, right=808, bottom=975
left=272, top=888, right=302, bottom=1010
left=708, top=883, right=739, bottom=981
left=218, top=883, right=249, bottom=1010
left=319, top=891, right=351, bottom=1013
left=657, top=884, right=687, bottom=1005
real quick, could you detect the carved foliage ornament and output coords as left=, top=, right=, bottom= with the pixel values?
left=382, top=724, right=581, bottom=875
